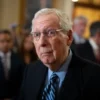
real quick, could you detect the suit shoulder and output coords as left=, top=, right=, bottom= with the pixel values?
left=76, top=41, right=89, bottom=49
left=27, top=60, right=45, bottom=71
left=79, top=57, right=100, bottom=77
left=73, top=54, right=100, bottom=71
left=78, top=55, right=100, bottom=69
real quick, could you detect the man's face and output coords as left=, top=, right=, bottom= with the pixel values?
left=0, top=34, right=13, bottom=53
left=73, top=20, right=87, bottom=36
left=32, top=14, right=72, bottom=70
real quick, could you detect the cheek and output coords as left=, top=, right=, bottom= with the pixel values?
left=51, top=39, right=66, bottom=57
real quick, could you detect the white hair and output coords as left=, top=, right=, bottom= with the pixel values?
left=73, top=16, right=87, bottom=25
left=31, top=8, right=72, bottom=33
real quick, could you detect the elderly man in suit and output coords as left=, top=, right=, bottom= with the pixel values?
left=18, top=8, right=100, bottom=100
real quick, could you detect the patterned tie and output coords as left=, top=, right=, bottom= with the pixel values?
left=2, top=54, right=8, bottom=80
left=42, top=73, right=59, bottom=100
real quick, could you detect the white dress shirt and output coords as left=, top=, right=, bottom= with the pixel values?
left=73, top=32, right=86, bottom=44
left=89, top=38, right=99, bottom=56
left=0, top=51, right=11, bottom=74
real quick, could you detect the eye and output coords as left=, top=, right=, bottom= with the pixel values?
left=33, top=32, right=40, bottom=37
left=47, top=29, right=56, bottom=36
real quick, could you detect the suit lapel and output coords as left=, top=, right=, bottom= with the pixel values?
left=28, top=61, right=48, bottom=100
left=85, top=41, right=96, bottom=61
left=9, top=52, right=18, bottom=79
left=9, top=52, right=13, bottom=78
left=0, top=58, right=5, bottom=80
left=58, top=54, right=85, bottom=100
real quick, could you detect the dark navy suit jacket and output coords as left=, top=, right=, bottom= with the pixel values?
left=18, top=53, right=100, bottom=100
left=0, top=52, right=25, bottom=99
left=76, top=40, right=98, bottom=63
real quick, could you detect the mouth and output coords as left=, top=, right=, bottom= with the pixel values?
left=41, top=51, right=52, bottom=56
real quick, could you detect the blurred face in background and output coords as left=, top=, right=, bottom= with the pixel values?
left=73, top=19, right=87, bottom=37
left=0, top=33, right=13, bottom=53
left=24, top=35, right=34, bottom=52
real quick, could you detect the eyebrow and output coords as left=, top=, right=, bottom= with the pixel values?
left=31, top=27, right=55, bottom=33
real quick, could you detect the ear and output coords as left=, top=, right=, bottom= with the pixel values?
left=66, top=30, right=73, bottom=46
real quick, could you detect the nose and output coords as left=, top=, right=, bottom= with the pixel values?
left=38, top=33, right=48, bottom=46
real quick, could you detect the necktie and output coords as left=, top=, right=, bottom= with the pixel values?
left=2, top=54, right=8, bottom=80
left=42, top=73, right=59, bottom=100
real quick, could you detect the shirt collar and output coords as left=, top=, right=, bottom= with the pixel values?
left=89, top=38, right=99, bottom=51
left=0, top=51, right=11, bottom=58
left=73, top=32, right=85, bottom=44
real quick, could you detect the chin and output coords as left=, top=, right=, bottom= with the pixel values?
left=41, top=57, right=55, bottom=65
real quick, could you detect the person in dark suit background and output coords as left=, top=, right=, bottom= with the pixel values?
left=0, top=30, right=25, bottom=99
left=71, top=16, right=87, bottom=52
left=76, top=21, right=100, bottom=64
left=18, top=8, right=100, bottom=100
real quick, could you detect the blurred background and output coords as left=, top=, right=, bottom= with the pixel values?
left=0, top=0, right=100, bottom=38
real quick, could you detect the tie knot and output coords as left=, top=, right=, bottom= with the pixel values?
left=50, top=73, right=59, bottom=83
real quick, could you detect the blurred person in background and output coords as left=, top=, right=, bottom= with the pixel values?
left=72, top=16, right=87, bottom=44
left=18, top=34, right=37, bottom=65
left=9, top=23, right=19, bottom=52
left=71, top=16, right=87, bottom=52
left=76, top=21, right=100, bottom=64
left=10, top=24, right=30, bottom=53
left=0, top=30, right=25, bottom=99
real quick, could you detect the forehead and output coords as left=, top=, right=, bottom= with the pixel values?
left=32, top=14, right=60, bottom=30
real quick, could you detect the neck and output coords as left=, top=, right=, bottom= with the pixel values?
left=46, top=49, right=69, bottom=72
